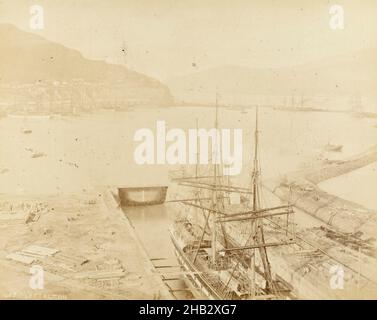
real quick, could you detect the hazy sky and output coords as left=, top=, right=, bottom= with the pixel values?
left=1, top=0, right=377, bottom=80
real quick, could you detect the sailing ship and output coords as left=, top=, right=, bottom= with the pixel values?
left=169, top=106, right=296, bottom=300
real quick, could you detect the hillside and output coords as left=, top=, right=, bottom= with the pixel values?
left=166, top=49, right=377, bottom=111
left=0, top=24, right=173, bottom=108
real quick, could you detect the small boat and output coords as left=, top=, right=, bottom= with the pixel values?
left=31, top=152, right=46, bottom=159
left=324, top=143, right=343, bottom=152
left=118, top=186, right=168, bottom=206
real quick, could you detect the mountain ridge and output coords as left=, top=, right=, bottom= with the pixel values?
left=166, top=48, right=377, bottom=111
left=0, top=24, right=173, bottom=107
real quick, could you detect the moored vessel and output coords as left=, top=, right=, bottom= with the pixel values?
left=170, top=106, right=296, bottom=300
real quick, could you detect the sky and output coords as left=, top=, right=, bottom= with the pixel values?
left=1, top=0, right=377, bottom=80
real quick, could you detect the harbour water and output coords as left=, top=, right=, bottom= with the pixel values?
left=124, top=203, right=194, bottom=299
left=1, top=106, right=375, bottom=196
left=319, top=161, right=377, bottom=211
left=0, top=106, right=376, bottom=299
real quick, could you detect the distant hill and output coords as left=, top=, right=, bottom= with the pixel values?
left=0, top=24, right=173, bottom=107
left=166, top=49, right=377, bottom=111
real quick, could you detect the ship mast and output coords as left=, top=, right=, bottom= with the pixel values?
left=252, top=107, right=260, bottom=212
left=195, top=118, right=199, bottom=179
left=211, top=93, right=219, bottom=266
left=174, top=104, right=296, bottom=299
left=250, top=106, right=274, bottom=296
left=249, top=107, right=259, bottom=297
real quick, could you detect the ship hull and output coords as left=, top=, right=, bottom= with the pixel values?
left=118, top=186, right=168, bottom=206
left=169, top=230, right=223, bottom=300
left=169, top=220, right=293, bottom=300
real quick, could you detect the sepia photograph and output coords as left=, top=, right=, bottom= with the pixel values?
left=0, top=0, right=376, bottom=303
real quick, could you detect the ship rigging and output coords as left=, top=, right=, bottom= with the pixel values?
left=169, top=104, right=296, bottom=300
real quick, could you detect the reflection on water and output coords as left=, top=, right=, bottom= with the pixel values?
left=123, top=203, right=193, bottom=299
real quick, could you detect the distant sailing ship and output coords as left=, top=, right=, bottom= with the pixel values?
left=273, top=94, right=321, bottom=112
left=169, top=106, right=296, bottom=300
